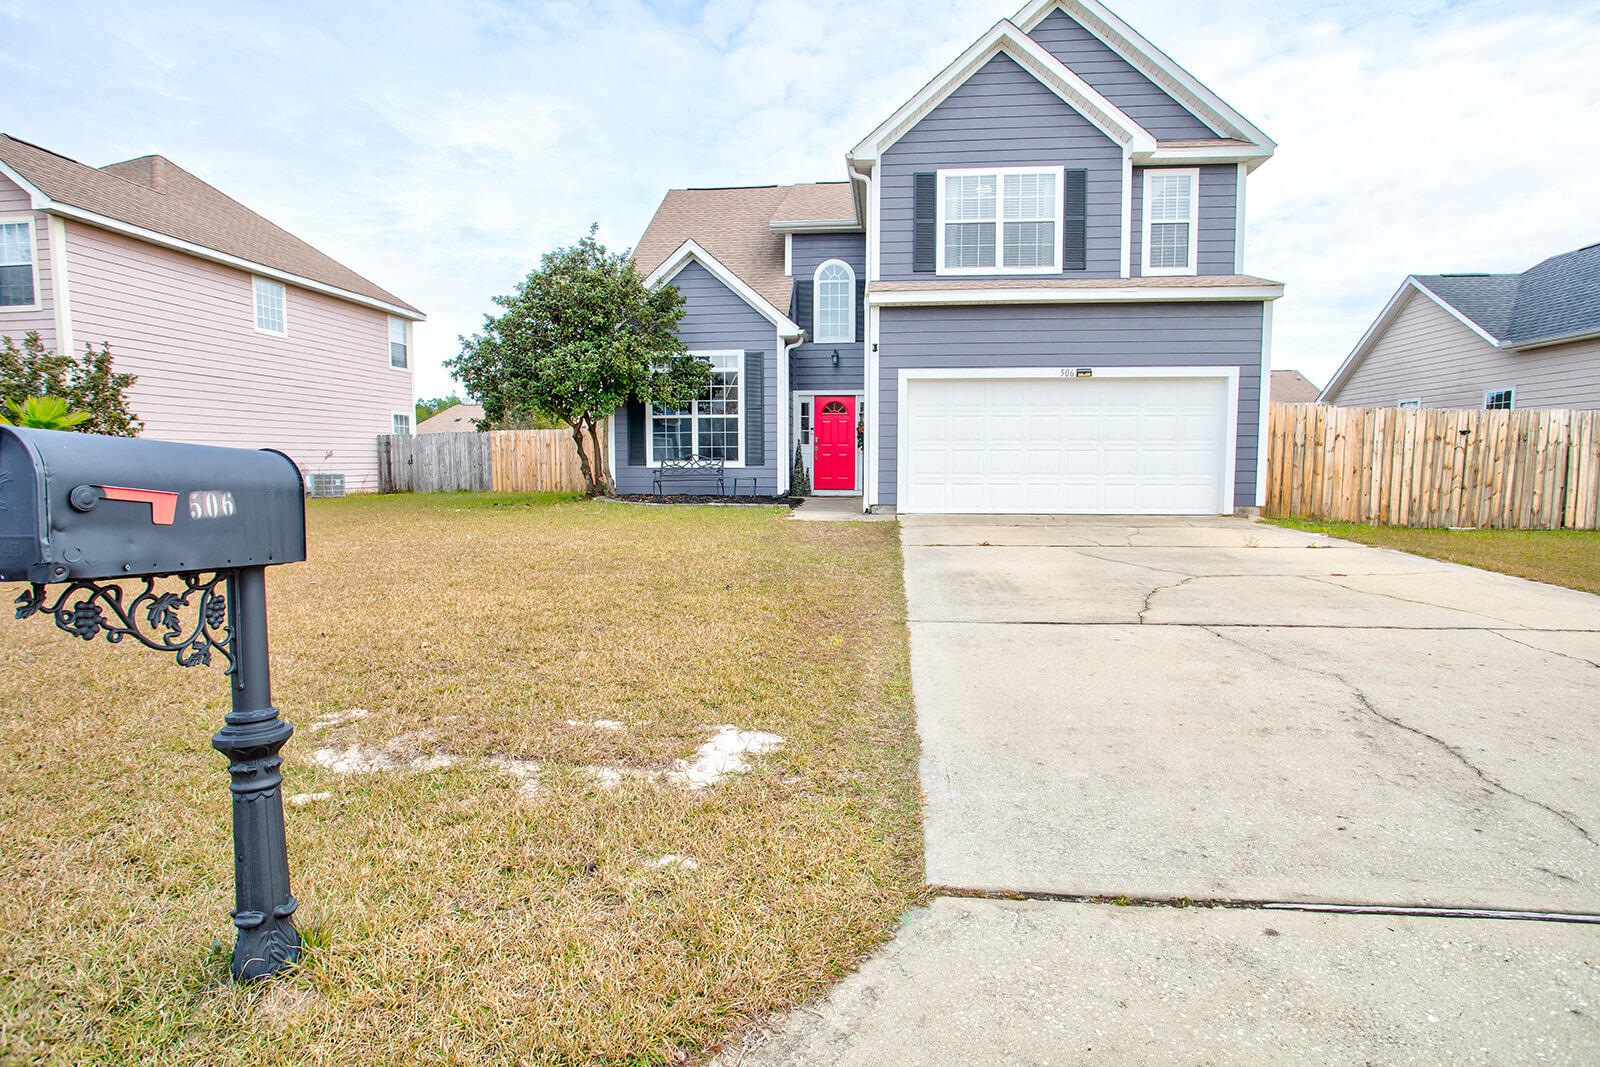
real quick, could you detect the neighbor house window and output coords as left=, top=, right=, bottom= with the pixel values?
left=650, top=351, right=742, bottom=464
left=813, top=260, right=854, bottom=342
left=1484, top=388, right=1514, bottom=411
left=389, top=316, right=408, bottom=368
left=393, top=412, right=412, bottom=435
left=1142, top=169, right=1199, bottom=276
left=254, top=277, right=286, bottom=334
left=1397, top=398, right=1421, bottom=409
left=937, top=167, right=1063, bottom=273
left=0, top=219, right=36, bottom=307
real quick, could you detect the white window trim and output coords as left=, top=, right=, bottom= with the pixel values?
left=791, top=391, right=865, bottom=496
left=388, top=315, right=411, bottom=372
left=0, top=215, right=41, bottom=313
left=1484, top=388, right=1515, bottom=411
left=1397, top=397, right=1421, bottom=409
left=812, top=259, right=856, bottom=343
left=645, top=349, right=747, bottom=468
left=392, top=411, right=413, bottom=435
left=253, top=276, right=288, bottom=336
left=1140, top=168, right=1200, bottom=277
left=935, top=165, right=1065, bottom=277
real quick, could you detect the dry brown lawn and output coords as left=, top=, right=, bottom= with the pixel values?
left=0, top=493, right=924, bottom=1065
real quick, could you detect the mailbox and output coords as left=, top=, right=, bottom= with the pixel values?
left=1, top=425, right=310, bottom=983
left=0, top=425, right=305, bottom=584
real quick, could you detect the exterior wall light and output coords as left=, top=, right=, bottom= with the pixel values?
left=831, top=349, right=840, bottom=367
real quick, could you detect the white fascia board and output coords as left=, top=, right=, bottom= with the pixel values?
left=647, top=239, right=804, bottom=339
left=41, top=201, right=425, bottom=320
left=769, top=220, right=863, bottom=234
left=1508, top=326, right=1600, bottom=351
left=868, top=284, right=1283, bottom=307
left=1136, top=144, right=1274, bottom=169
left=1408, top=278, right=1507, bottom=348
left=1318, top=279, right=1425, bottom=402
left=849, top=19, right=1156, bottom=165
left=1012, top=0, right=1275, bottom=151
left=0, top=159, right=53, bottom=210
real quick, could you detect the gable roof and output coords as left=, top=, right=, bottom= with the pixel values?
left=642, top=238, right=802, bottom=339
left=1270, top=370, right=1321, bottom=404
left=1321, top=241, right=1600, bottom=401
left=0, top=134, right=421, bottom=317
left=418, top=403, right=485, bottom=433
left=634, top=185, right=799, bottom=312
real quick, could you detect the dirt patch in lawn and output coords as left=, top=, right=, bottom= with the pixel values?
left=610, top=494, right=802, bottom=507
left=0, top=492, right=923, bottom=1066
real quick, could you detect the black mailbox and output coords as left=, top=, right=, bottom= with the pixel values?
left=2, top=425, right=311, bottom=982
left=0, top=425, right=305, bottom=584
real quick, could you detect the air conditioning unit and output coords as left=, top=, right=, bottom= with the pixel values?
left=309, top=473, right=346, bottom=498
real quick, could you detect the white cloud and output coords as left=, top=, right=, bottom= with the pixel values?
left=3, top=0, right=1597, bottom=395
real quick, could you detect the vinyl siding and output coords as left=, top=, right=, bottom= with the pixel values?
left=789, top=232, right=865, bottom=392
left=879, top=52, right=1125, bottom=282
left=1327, top=289, right=1600, bottom=410
left=0, top=175, right=59, bottom=351
left=614, top=260, right=780, bottom=494
left=64, top=221, right=412, bottom=492
left=1130, top=165, right=1238, bottom=277
left=1027, top=9, right=1218, bottom=141
left=876, top=301, right=1265, bottom=508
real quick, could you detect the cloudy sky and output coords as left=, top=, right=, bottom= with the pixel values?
left=5, top=0, right=1598, bottom=397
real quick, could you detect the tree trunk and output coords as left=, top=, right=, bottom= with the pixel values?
left=585, top=418, right=612, bottom=495
left=569, top=421, right=597, bottom=495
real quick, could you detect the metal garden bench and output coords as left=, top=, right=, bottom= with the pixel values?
left=653, top=456, right=725, bottom=496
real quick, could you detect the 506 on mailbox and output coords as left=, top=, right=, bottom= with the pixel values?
left=0, top=425, right=309, bottom=981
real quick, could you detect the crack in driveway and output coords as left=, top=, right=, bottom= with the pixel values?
left=1202, top=625, right=1599, bottom=850
left=1490, top=630, right=1600, bottom=669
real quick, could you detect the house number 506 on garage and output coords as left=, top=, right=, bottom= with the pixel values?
left=1060, top=368, right=1094, bottom=378
left=188, top=490, right=237, bottom=519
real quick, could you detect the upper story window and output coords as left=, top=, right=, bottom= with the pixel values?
left=937, top=167, right=1063, bottom=275
left=649, top=351, right=742, bottom=466
left=1142, top=169, right=1199, bottom=276
left=393, top=412, right=413, bottom=435
left=813, top=260, right=854, bottom=342
left=253, top=277, right=287, bottom=334
left=0, top=219, right=37, bottom=308
left=1484, top=388, right=1514, bottom=411
left=389, top=316, right=409, bottom=368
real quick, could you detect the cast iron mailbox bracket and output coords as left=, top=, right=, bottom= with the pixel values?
left=2, top=426, right=308, bottom=983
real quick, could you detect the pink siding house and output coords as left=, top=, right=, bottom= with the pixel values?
left=0, top=134, right=422, bottom=492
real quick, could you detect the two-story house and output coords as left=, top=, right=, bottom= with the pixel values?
left=0, top=134, right=423, bottom=494
left=614, top=0, right=1280, bottom=515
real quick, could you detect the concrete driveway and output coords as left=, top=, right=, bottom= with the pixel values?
left=904, top=515, right=1600, bottom=912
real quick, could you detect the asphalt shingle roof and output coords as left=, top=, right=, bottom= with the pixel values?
left=0, top=134, right=420, bottom=314
left=1413, top=242, right=1600, bottom=349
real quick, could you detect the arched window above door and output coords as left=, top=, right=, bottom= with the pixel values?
left=813, top=260, right=854, bottom=343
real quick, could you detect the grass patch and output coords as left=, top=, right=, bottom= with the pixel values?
left=0, top=492, right=924, bottom=1065
left=1268, top=517, right=1600, bottom=595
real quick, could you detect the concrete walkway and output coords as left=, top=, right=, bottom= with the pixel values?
left=723, top=516, right=1600, bottom=1064
left=788, top=496, right=895, bottom=522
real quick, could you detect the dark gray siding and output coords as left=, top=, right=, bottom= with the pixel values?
left=1327, top=288, right=1600, bottom=410
left=1131, top=165, right=1238, bottom=277
left=880, top=53, right=1125, bottom=281
left=1027, top=9, right=1217, bottom=140
left=877, top=302, right=1265, bottom=508
left=614, top=260, right=779, bottom=494
left=790, top=232, right=866, bottom=392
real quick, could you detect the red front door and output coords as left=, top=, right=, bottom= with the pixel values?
left=814, top=396, right=856, bottom=491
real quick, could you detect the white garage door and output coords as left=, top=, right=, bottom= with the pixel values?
left=901, top=374, right=1232, bottom=515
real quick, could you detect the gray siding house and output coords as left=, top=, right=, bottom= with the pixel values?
left=1321, top=242, right=1600, bottom=411
left=614, top=0, right=1281, bottom=514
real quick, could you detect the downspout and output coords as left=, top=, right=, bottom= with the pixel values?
left=781, top=332, right=804, bottom=495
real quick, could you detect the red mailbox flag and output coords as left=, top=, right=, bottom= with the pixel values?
left=99, top=486, right=179, bottom=525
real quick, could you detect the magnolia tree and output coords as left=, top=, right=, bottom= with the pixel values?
left=448, top=229, right=709, bottom=495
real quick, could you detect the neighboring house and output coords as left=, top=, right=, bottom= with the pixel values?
left=1271, top=370, right=1321, bottom=404
left=617, top=0, right=1281, bottom=515
left=418, top=403, right=485, bottom=433
left=0, top=134, right=423, bottom=492
left=1320, top=242, right=1600, bottom=411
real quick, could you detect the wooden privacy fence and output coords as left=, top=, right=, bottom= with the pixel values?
left=1265, top=402, right=1600, bottom=530
left=377, top=429, right=588, bottom=494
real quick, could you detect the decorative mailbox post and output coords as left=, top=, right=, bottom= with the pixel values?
left=0, top=426, right=308, bottom=981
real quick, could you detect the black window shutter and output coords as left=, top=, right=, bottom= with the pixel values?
left=1063, top=169, right=1087, bottom=271
left=794, top=279, right=813, bottom=338
left=626, top=401, right=646, bottom=466
left=913, top=172, right=937, bottom=273
left=744, top=352, right=765, bottom=467
left=855, top=276, right=867, bottom=342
